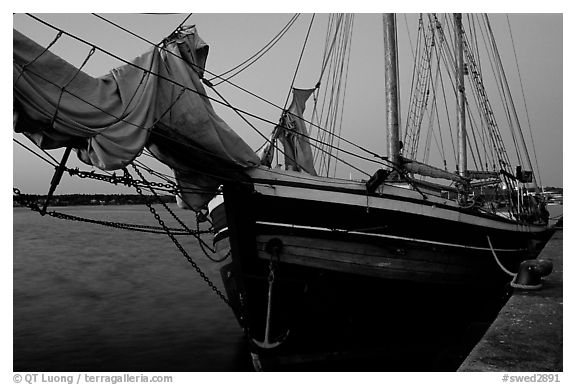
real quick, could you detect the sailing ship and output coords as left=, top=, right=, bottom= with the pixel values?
left=13, top=13, right=555, bottom=370
left=207, top=14, right=553, bottom=368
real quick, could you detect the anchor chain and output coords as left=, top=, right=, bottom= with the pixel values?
left=15, top=181, right=231, bottom=308
left=123, top=167, right=232, bottom=308
left=68, top=167, right=180, bottom=194
left=128, top=165, right=226, bottom=260
left=26, top=162, right=229, bottom=260
left=13, top=188, right=202, bottom=235
left=14, top=161, right=233, bottom=308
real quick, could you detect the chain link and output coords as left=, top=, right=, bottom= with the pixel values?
left=123, top=168, right=232, bottom=307
left=13, top=189, right=208, bottom=236
left=129, top=165, right=222, bottom=257
left=68, top=168, right=180, bottom=194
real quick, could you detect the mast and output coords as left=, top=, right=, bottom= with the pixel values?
left=455, top=13, right=467, bottom=177
left=382, top=14, right=401, bottom=166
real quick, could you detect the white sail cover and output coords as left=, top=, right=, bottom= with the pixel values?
left=13, top=26, right=259, bottom=209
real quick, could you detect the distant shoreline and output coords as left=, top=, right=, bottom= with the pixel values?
left=13, top=194, right=176, bottom=207
left=13, top=187, right=562, bottom=208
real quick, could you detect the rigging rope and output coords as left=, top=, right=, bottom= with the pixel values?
left=20, top=57, right=378, bottom=183
left=172, top=13, right=193, bottom=34
left=22, top=13, right=397, bottom=178
left=426, top=16, right=450, bottom=168
left=17, top=14, right=430, bottom=203
left=312, top=14, right=354, bottom=177
left=433, top=15, right=459, bottom=167
left=475, top=15, right=521, bottom=172
left=283, top=13, right=316, bottom=111
left=486, top=235, right=515, bottom=277
left=318, top=14, right=344, bottom=82
left=13, top=138, right=59, bottom=167
left=329, top=15, right=354, bottom=178
left=209, top=14, right=300, bottom=85
left=404, top=14, right=435, bottom=160
left=506, top=14, right=543, bottom=190
left=399, top=12, right=528, bottom=217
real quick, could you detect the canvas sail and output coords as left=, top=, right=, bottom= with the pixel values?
left=13, top=26, right=259, bottom=209
left=260, top=88, right=317, bottom=175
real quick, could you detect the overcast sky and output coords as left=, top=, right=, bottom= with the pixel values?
left=12, top=12, right=563, bottom=194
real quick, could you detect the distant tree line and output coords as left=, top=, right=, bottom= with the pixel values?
left=13, top=194, right=177, bottom=207
left=543, top=187, right=563, bottom=193
left=13, top=187, right=561, bottom=207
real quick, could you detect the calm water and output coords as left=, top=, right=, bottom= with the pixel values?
left=547, top=204, right=563, bottom=227
left=13, top=204, right=251, bottom=372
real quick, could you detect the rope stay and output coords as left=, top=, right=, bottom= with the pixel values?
left=493, top=16, right=537, bottom=179
left=505, top=15, right=543, bottom=191
left=486, top=235, right=515, bottom=277
left=391, top=13, right=548, bottom=222
left=310, top=13, right=355, bottom=178
left=403, top=14, right=435, bottom=161
left=22, top=15, right=423, bottom=187
left=18, top=13, right=396, bottom=182
left=209, top=14, right=301, bottom=86
left=403, top=16, right=517, bottom=171
left=19, top=13, right=543, bottom=194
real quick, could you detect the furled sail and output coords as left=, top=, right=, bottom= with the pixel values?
left=260, top=88, right=317, bottom=175
left=13, top=28, right=154, bottom=169
left=13, top=26, right=260, bottom=209
left=401, top=157, right=467, bottom=184
left=466, top=170, right=500, bottom=180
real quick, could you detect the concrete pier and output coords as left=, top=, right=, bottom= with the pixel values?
left=458, top=229, right=563, bottom=371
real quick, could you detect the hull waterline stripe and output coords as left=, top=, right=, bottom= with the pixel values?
left=215, top=222, right=527, bottom=253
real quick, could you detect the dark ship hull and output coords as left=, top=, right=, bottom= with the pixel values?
left=210, top=168, right=553, bottom=370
